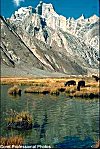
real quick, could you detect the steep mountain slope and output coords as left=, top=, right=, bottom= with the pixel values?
left=1, top=2, right=99, bottom=76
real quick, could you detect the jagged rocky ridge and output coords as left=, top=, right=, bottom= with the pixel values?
left=1, top=2, right=99, bottom=76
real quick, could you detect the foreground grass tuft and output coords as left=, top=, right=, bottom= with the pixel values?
left=0, top=136, right=24, bottom=145
left=8, top=85, right=21, bottom=95
left=6, top=110, right=33, bottom=130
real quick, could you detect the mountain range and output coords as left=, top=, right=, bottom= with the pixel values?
left=1, top=1, right=99, bottom=77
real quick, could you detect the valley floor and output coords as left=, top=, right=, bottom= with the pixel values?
left=1, top=76, right=100, bottom=98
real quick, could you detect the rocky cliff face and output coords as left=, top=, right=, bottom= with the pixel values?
left=1, top=2, right=99, bottom=76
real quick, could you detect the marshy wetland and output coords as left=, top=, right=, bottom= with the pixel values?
left=0, top=76, right=100, bottom=148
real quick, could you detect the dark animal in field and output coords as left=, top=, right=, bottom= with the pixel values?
left=77, top=80, right=85, bottom=91
left=92, top=75, right=100, bottom=82
left=64, top=80, right=76, bottom=86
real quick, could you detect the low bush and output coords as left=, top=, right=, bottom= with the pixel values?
left=8, top=85, right=21, bottom=95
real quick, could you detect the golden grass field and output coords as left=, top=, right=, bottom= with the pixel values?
left=1, top=76, right=100, bottom=98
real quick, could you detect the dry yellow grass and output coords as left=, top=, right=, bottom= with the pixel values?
left=25, top=86, right=50, bottom=94
left=70, top=86, right=99, bottom=98
left=0, top=136, right=24, bottom=145
left=24, top=86, right=61, bottom=95
left=0, top=77, right=84, bottom=85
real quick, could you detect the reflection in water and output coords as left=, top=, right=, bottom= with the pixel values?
left=40, top=112, right=48, bottom=139
left=8, top=94, right=21, bottom=100
left=54, top=136, right=95, bottom=148
left=1, top=85, right=99, bottom=148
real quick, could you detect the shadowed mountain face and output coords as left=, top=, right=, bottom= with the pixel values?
left=1, top=2, right=99, bottom=77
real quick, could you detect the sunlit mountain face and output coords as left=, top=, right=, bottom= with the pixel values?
left=1, top=2, right=99, bottom=77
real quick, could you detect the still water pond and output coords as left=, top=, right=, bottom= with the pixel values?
left=0, top=85, right=99, bottom=148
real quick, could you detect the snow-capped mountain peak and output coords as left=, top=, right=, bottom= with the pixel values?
left=1, top=2, right=99, bottom=76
